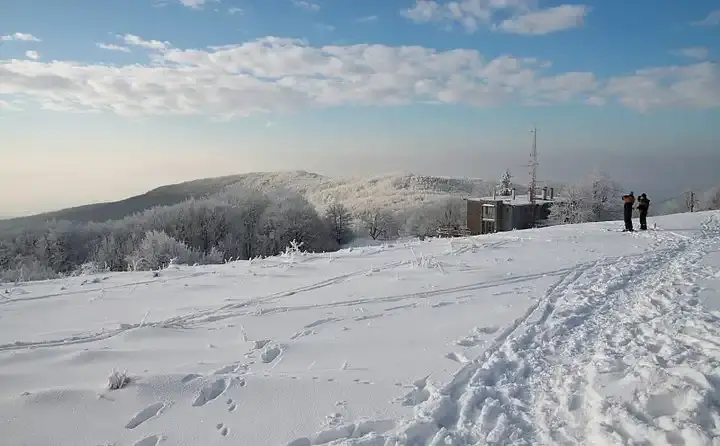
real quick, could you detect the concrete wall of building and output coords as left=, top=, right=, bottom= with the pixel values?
left=466, top=200, right=484, bottom=235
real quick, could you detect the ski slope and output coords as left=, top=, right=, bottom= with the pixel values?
left=1, top=212, right=719, bottom=446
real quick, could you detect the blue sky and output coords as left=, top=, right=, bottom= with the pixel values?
left=0, top=0, right=719, bottom=215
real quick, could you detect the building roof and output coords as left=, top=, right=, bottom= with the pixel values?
left=468, top=194, right=554, bottom=206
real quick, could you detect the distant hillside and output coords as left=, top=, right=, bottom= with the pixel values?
left=223, top=171, right=501, bottom=215
left=653, top=186, right=720, bottom=215
left=0, top=171, right=505, bottom=229
left=0, top=174, right=256, bottom=229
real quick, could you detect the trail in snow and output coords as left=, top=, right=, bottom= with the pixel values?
left=290, top=216, right=720, bottom=445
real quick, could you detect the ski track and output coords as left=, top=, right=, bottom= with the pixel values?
left=0, top=240, right=683, bottom=354
left=0, top=261, right=620, bottom=353
left=0, top=271, right=213, bottom=306
left=0, top=238, right=528, bottom=353
left=290, top=218, right=720, bottom=445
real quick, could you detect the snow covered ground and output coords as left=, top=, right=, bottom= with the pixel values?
left=1, top=211, right=719, bottom=446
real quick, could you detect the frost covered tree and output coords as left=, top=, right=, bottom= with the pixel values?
left=548, top=184, right=593, bottom=224
left=92, top=233, right=127, bottom=272
left=499, top=170, right=513, bottom=196
left=548, top=171, right=624, bottom=226
left=587, top=170, right=623, bottom=221
left=324, top=203, right=354, bottom=245
left=707, top=189, right=720, bottom=210
left=255, top=193, right=338, bottom=257
left=358, top=208, right=397, bottom=240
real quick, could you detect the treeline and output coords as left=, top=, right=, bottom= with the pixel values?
left=0, top=187, right=466, bottom=283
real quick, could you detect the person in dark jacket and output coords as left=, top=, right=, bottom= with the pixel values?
left=637, top=193, right=650, bottom=230
left=622, top=192, right=635, bottom=231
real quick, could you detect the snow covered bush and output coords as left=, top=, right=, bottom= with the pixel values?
left=0, top=259, right=59, bottom=283
left=107, top=369, right=131, bottom=390
left=126, top=230, right=204, bottom=271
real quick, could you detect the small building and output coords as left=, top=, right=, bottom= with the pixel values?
left=467, top=187, right=554, bottom=235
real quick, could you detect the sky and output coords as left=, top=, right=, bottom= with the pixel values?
left=1, top=0, right=719, bottom=216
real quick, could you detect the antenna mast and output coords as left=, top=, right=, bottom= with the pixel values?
left=529, top=126, right=538, bottom=227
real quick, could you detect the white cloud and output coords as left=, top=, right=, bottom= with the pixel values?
left=356, top=15, right=379, bottom=24
left=120, top=34, right=170, bottom=51
left=154, top=0, right=216, bottom=9
left=315, top=24, right=336, bottom=32
left=495, top=5, right=589, bottom=35
left=97, top=43, right=132, bottom=53
left=0, top=36, right=717, bottom=118
left=692, top=9, right=720, bottom=27
left=402, top=0, right=589, bottom=35
left=670, top=47, right=709, bottom=60
left=603, top=62, right=720, bottom=112
left=0, top=32, right=41, bottom=42
left=179, top=0, right=211, bottom=9
left=25, top=50, right=39, bottom=60
left=292, top=0, right=320, bottom=12
left=228, top=7, right=243, bottom=15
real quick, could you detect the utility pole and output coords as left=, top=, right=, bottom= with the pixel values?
left=529, top=126, right=538, bottom=227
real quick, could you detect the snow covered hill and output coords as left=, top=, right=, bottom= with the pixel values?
left=1, top=211, right=719, bottom=446
left=1, top=171, right=495, bottom=227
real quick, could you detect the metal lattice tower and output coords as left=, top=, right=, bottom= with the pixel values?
left=528, top=126, right=538, bottom=227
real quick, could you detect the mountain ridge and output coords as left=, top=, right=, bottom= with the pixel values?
left=1, top=170, right=499, bottom=228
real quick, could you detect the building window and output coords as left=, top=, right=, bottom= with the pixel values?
left=482, top=204, right=495, bottom=219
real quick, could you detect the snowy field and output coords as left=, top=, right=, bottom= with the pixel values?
left=1, top=211, right=719, bottom=446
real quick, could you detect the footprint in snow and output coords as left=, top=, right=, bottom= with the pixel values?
left=261, top=344, right=282, bottom=363
left=181, top=374, right=201, bottom=384
left=212, top=363, right=247, bottom=375
left=133, top=435, right=162, bottom=446
left=125, top=402, right=167, bottom=429
left=216, top=423, right=229, bottom=436
left=226, top=397, right=237, bottom=412
left=193, top=377, right=233, bottom=407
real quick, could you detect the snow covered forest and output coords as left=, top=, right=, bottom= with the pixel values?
left=1, top=170, right=718, bottom=283
left=0, top=174, right=470, bottom=282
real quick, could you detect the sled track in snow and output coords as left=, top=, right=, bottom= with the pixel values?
left=291, top=219, right=720, bottom=445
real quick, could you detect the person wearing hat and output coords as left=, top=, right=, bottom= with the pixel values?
left=622, top=192, right=635, bottom=231
left=637, top=193, right=650, bottom=230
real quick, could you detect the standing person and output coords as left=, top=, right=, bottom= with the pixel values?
left=637, top=193, right=650, bottom=230
left=622, top=192, right=635, bottom=231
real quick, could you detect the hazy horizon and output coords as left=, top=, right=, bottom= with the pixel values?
left=1, top=0, right=718, bottom=217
